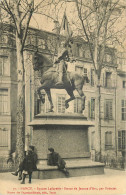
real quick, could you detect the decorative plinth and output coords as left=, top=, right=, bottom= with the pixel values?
left=29, top=113, right=104, bottom=179
left=32, top=159, right=104, bottom=179
left=29, top=113, right=94, bottom=159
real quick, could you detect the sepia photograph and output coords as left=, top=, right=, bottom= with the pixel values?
left=0, top=0, right=126, bottom=194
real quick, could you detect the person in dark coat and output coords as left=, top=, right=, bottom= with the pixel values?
left=21, top=150, right=37, bottom=184
left=47, top=148, right=69, bottom=176
left=11, top=145, right=37, bottom=180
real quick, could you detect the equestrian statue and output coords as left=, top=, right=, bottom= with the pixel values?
left=32, top=37, right=89, bottom=112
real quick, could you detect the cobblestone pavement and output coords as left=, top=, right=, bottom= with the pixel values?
left=0, top=168, right=126, bottom=195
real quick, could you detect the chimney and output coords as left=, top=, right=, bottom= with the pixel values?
left=52, top=20, right=60, bottom=34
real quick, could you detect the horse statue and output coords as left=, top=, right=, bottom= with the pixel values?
left=32, top=52, right=89, bottom=112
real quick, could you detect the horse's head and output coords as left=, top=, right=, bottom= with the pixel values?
left=32, top=52, right=44, bottom=71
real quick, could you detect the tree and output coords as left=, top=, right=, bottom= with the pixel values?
left=0, top=0, right=55, bottom=164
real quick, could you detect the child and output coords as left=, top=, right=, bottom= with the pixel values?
left=11, top=145, right=37, bottom=180
left=21, top=150, right=37, bottom=184
left=47, top=148, right=69, bottom=176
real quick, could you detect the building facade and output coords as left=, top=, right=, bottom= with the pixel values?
left=0, top=23, right=125, bottom=168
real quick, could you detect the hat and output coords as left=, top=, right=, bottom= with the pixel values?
left=29, top=145, right=35, bottom=151
left=48, top=148, right=54, bottom=152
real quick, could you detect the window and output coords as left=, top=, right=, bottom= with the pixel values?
left=0, top=89, right=9, bottom=115
left=90, top=69, right=95, bottom=86
left=105, top=131, right=112, bottom=149
left=0, top=35, right=8, bottom=44
left=47, top=36, right=55, bottom=52
left=91, top=98, right=95, bottom=118
left=123, top=81, right=126, bottom=88
left=91, top=131, right=95, bottom=149
left=37, top=94, right=50, bottom=113
left=38, top=38, right=46, bottom=49
left=106, top=54, right=112, bottom=63
left=118, top=130, right=126, bottom=150
left=0, top=128, right=8, bottom=148
left=76, top=44, right=84, bottom=57
left=27, top=35, right=36, bottom=46
left=0, top=56, right=9, bottom=76
left=75, top=66, right=83, bottom=74
left=84, top=68, right=87, bottom=77
left=88, top=98, right=95, bottom=119
left=57, top=95, right=65, bottom=113
left=74, top=97, right=82, bottom=113
left=121, top=100, right=126, bottom=121
left=105, top=72, right=112, bottom=88
left=104, top=99, right=113, bottom=120
left=85, top=50, right=91, bottom=59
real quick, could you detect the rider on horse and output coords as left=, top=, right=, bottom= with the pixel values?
left=54, top=37, right=74, bottom=86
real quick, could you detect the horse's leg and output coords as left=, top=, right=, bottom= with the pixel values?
left=45, top=89, right=54, bottom=112
left=37, top=86, right=45, bottom=103
left=76, top=89, right=86, bottom=111
left=65, top=88, right=75, bottom=109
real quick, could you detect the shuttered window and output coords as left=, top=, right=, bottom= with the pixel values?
left=0, top=89, right=9, bottom=115
left=91, top=131, right=95, bottom=149
left=105, top=131, right=112, bottom=149
left=122, top=100, right=126, bottom=121
left=90, top=69, right=94, bottom=86
left=104, top=99, right=113, bottom=120
left=0, top=128, right=8, bottom=148
left=74, top=97, right=82, bottom=113
left=88, top=98, right=95, bottom=119
left=0, top=56, right=9, bottom=76
left=105, top=72, right=112, bottom=88
left=118, top=130, right=126, bottom=150
left=57, top=95, right=65, bottom=113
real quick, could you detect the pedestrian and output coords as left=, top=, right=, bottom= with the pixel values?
left=20, top=149, right=37, bottom=184
left=11, top=145, right=37, bottom=180
left=47, top=148, right=69, bottom=176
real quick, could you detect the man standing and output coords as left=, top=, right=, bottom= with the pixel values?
left=20, top=150, right=37, bottom=184
left=47, top=148, right=69, bottom=176
left=11, top=145, right=37, bottom=180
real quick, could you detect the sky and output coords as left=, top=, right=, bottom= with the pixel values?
left=29, top=1, right=76, bottom=32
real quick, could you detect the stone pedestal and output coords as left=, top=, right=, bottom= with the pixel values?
left=29, top=113, right=104, bottom=179
left=29, top=113, right=93, bottom=159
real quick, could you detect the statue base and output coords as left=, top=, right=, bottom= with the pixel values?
left=32, top=158, right=104, bottom=179
left=29, top=113, right=104, bottom=179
